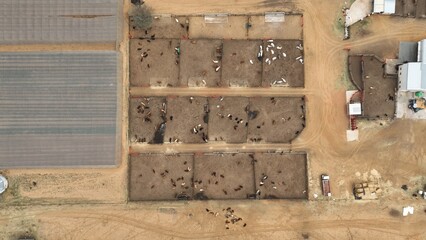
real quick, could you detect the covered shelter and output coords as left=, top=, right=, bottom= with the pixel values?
left=398, top=39, right=426, bottom=91
left=0, top=51, right=120, bottom=168
left=0, top=0, right=120, bottom=44
left=373, top=0, right=396, bottom=14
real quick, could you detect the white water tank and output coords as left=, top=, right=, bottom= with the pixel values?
left=0, top=175, right=8, bottom=194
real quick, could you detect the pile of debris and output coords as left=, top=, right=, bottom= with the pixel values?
left=401, top=184, right=426, bottom=199
left=353, top=181, right=382, bottom=200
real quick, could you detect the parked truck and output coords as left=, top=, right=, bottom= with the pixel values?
left=321, top=174, right=331, bottom=196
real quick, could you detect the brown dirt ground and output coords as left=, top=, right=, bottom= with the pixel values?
left=128, top=152, right=306, bottom=201
left=164, top=96, right=209, bottom=143
left=129, top=154, right=194, bottom=200
left=179, top=39, right=224, bottom=87
left=130, top=97, right=303, bottom=144
left=248, top=14, right=303, bottom=40
left=130, top=38, right=305, bottom=88
left=262, top=40, right=305, bottom=87
left=247, top=97, right=305, bottom=143
left=189, top=16, right=249, bottom=39
left=208, top=96, right=249, bottom=143
left=222, top=40, right=263, bottom=87
left=417, top=0, right=426, bottom=18
left=361, top=56, right=397, bottom=119
left=130, top=15, right=189, bottom=39
left=2, top=0, right=426, bottom=239
left=254, top=152, right=308, bottom=199
left=129, top=39, right=180, bottom=87
left=129, top=97, right=166, bottom=144
left=193, top=153, right=255, bottom=200
left=348, top=55, right=363, bottom=90
left=395, top=0, right=417, bottom=17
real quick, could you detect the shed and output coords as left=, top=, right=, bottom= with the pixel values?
left=0, top=0, right=120, bottom=44
left=373, top=0, right=396, bottom=14
left=398, top=42, right=418, bottom=63
left=349, top=103, right=362, bottom=115
left=0, top=51, right=120, bottom=168
left=398, top=39, right=426, bottom=91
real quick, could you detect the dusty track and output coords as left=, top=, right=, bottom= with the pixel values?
left=130, top=87, right=311, bottom=97
left=1, top=0, right=426, bottom=239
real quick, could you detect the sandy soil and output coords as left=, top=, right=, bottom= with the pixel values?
left=130, top=16, right=189, bottom=39
left=189, top=16, right=249, bottom=39
left=248, top=14, right=303, bottom=40
left=2, top=0, right=426, bottom=239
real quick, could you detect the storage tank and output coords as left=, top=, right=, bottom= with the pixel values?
left=0, top=175, right=8, bottom=194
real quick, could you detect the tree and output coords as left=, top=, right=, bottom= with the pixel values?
left=130, top=5, right=152, bottom=30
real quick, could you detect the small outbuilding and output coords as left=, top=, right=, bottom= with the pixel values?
left=373, top=0, right=396, bottom=14
left=349, top=103, right=362, bottom=116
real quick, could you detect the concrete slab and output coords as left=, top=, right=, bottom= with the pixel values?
left=346, top=0, right=373, bottom=26
left=248, top=15, right=302, bottom=40
left=189, top=16, right=248, bottom=39
left=395, top=91, right=426, bottom=119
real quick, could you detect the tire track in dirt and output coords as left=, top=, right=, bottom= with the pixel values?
left=37, top=210, right=426, bottom=239
left=145, top=0, right=299, bottom=15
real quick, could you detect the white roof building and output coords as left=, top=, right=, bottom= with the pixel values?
left=398, top=39, right=426, bottom=92
left=373, top=0, right=396, bottom=14
left=349, top=103, right=362, bottom=115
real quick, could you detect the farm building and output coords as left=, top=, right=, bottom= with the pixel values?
left=373, top=0, right=396, bottom=14
left=0, top=0, right=121, bottom=44
left=0, top=52, right=120, bottom=167
left=398, top=39, right=426, bottom=92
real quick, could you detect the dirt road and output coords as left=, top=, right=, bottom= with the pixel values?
left=1, top=0, right=426, bottom=239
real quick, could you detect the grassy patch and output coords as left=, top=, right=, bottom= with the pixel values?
left=333, top=11, right=346, bottom=37
left=336, top=61, right=357, bottom=90
left=351, top=17, right=372, bottom=37
left=8, top=178, right=21, bottom=199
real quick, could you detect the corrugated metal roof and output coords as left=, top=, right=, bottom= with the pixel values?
left=374, top=0, right=396, bottom=14
left=384, top=0, right=396, bottom=14
left=0, top=51, right=119, bottom=167
left=399, top=42, right=418, bottom=63
left=418, top=39, right=426, bottom=62
left=0, top=0, right=119, bottom=44
left=373, top=0, right=385, bottom=13
left=405, top=62, right=422, bottom=90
